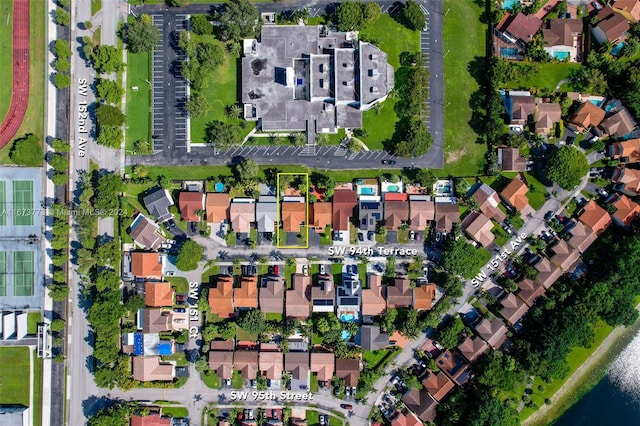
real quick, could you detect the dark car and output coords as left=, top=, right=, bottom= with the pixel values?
left=544, top=210, right=554, bottom=221
left=174, top=308, right=186, bottom=313
left=382, top=160, right=396, bottom=165
left=340, top=404, right=353, bottom=410
left=357, top=233, right=364, bottom=242
left=163, top=221, right=171, bottom=230
left=268, top=265, right=274, bottom=275
left=368, top=231, right=375, bottom=240
left=190, top=222, right=198, bottom=233
left=168, top=219, right=176, bottom=228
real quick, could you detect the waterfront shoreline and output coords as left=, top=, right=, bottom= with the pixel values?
left=524, top=306, right=640, bottom=426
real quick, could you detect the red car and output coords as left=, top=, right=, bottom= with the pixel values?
left=176, top=294, right=187, bottom=302
left=274, top=265, right=279, bottom=275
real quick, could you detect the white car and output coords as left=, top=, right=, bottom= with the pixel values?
left=319, top=264, right=326, bottom=275
left=166, top=239, right=176, bottom=244
left=160, top=243, right=172, bottom=249
left=302, top=265, right=309, bottom=276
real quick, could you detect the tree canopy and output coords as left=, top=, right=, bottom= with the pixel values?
left=442, top=234, right=487, bottom=278
left=123, top=14, right=160, bottom=53
left=238, top=309, right=267, bottom=335
left=217, top=0, right=262, bottom=41
left=436, top=316, right=464, bottom=349
left=205, top=120, right=241, bottom=148
left=546, top=146, right=588, bottom=190
left=401, top=0, right=425, bottom=31
left=96, top=78, right=124, bottom=104
left=10, top=134, right=43, bottom=167
left=90, top=45, right=123, bottom=73
left=191, top=14, right=213, bottom=35
left=175, top=240, right=203, bottom=271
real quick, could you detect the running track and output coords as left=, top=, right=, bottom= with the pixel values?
left=0, top=0, right=30, bottom=149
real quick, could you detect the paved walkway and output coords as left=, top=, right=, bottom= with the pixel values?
left=0, top=0, right=30, bottom=148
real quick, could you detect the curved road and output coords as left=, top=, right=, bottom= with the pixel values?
left=0, top=0, right=30, bottom=148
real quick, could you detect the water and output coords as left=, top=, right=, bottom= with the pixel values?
left=612, top=42, right=626, bottom=57
left=554, top=51, right=570, bottom=60
left=503, top=0, right=520, bottom=9
left=554, top=331, right=640, bottom=426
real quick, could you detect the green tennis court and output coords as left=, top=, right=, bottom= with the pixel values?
left=13, top=251, right=34, bottom=296
left=12, top=180, right=33, bottom=226
left=0, top=181, right=5, bottom=226
left=0, top=252, right=6, bottom=297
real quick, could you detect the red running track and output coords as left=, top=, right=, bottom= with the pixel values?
left=0, top=0, right=30, bottom=149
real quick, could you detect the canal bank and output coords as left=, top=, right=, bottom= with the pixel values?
left=524, top=306, right=640, bottom=426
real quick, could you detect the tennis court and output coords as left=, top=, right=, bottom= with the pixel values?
left=0, top=252, right=6, bottom=296
left=12, top=180, right=33, bottom=226
left=0, top=181, right=5, bottom=226
left=13, top=251, right=33, bottom=296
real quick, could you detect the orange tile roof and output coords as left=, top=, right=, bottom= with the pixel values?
left=461, top=212, right=495, bottom=247
left=234, top=276, right=258, bottom=308
left=230, top=201, right=255, bottom=233
left=287, top=274, right=311, bottom=319
left=205, top=193, right=230, bottom=223
left=310, top=202, right=332, bottom=230
left=612, top=194, right=640, bottom=226
left=332, top=189, right=357, bottom=231
left=569, top=101, right=605, bottom=131
left=179, top=192, right=204, bottom=222
left=535, top=257, right=562, bottom=289
left=209, top=276, right=234, bottom=318
left=500, top=179, right=529, bottom=211
left=611, top=139, right=640, bottom=163
left=310, top=352, right=335, bottom=382
left=387, top=277, right=413, bottom=308
left=422, top=370, right=455, bottom=402
left=568, top=221, right=598, bottom=253
left=390, top=411, right=422, bottom=426
left=145, top=282, right=175, bottom=307
left=132, top=356, right=175, bottom=382
left=579, top=200, right=612, bottom=235
left=413, top=283, right=437, bottom=310
left=282, top=202, right=306, bottom=232
left=130, top=414, right=172, bottom=426
left=409, top=199, right=435, bottom=230
left=361, top=274, right=386, bottom=316
left=384, top=193, right=408, bottom=201
left=131, top=252, right=163, bottom=278
left=612, top=166, right=640, bottom=195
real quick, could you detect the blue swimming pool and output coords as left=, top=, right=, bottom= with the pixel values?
left=340, top=314, right=355, bottom=323
left=359, top=187, right=375, bottom=195
left=554, top=51, right=570, bottom=60
left=612, top=42, right=626, bottom=56
left=500, top=47, right=519, bottom=57
left=341, top=330, right=351, bottom=340
left=387, top=185, right=400, bottom=192
left=589, top=99, right=604, bottom=107
left=214, top=182, right=224, bottom=192
left=503, top=0, right=520, bottom=9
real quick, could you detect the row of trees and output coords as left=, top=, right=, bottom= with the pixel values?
left=55, top=0, right=70, bottom=26
left=336, top=1, right=382, bottom=31
left=53, top=39, right=72, bottom=89
left=49, top=138, right=70, bottom=186
left=179, top=31, right=226, bottom=91
left=48, top=203, right=71, bottom=302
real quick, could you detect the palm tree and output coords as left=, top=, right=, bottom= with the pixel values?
left=286, top=257, right=296, bottom=267
left=258, top=257, right=268, bottom=266
left=218, top=250, right=228, bottom=260
left=233, top=258, right=242, bottom=271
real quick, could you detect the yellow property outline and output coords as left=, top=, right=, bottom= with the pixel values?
left=276, top=173, right=309, bottom=249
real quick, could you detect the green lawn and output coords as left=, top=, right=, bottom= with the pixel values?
left=442, top=0, right=487, bottom=176
left=358, top=14, right=420, bottom=151
left=161, top=406, right=189, bottom=418
left=162, top=351, right=188, bottom=367
left=306, top=410, right=320, bottom=425
left=236, top=326, right=258, bottom=341
left=189, top=34, right=253, bottom=143
left=492, top=224, right=509, bottom=246
left=0, top=1, right=13, bottom=123
left=363, top=349, right=393, bottom=370
left=524, top=172, right=549, bottom=210
left=202, top=265, right=220, bottom=285
left=27, top=311, right=41, bottom=335
left=504, top=62, right=580, bottom=92
left=201, top=370, right=221, bottom=389
left=166, top=277, right=189, bottom=294
left=232, top=369, right=244, bottom=389
left=125, top=50, right=151, bottom=153
left=310, top=373, right=320, bottom=393
left=91, top=0, right=102, bottom=16
left=32, top=349, right=42, bottom=426
left=0, top=347, right=30, bottom=406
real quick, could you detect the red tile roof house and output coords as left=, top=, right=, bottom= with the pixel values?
left=498, top=292, right=529, bottom=325
left=612, top=0, right=640, bottom=22
left=475, top=317, right=508, bottom=349
left=435, top=349, right=472, bottom=386
left=131, top=252, right=164, bottom=279
left=310, top=351, right=335, bottom=385
left=413, top=283, right=437, bottom=310
left=209, top=275, right=234, bottom=319
left=421, top=369, right=455, bottom=402
left=332, top=189, right=357, bottom=231
left=516, top=279, right=546, bottom=307
left=179, top=191, right=205, bottom=222
left=549, top=239, right=581, bottom=272
left=609, top=138, right=640, bottom=164
left=209, top=349, right=234, bottom=380
left=389, top=411, right=422, bottom=426
left=612, top=165, right=640, bottom=196
left=386, top=277, right=413, bottom=308
left=286, top=274, right=311, bottom=319
left=472, top=183, right=507, bottom=223
left=461, top=212, right=495, bottom=247
left=600, top=107, right=637, bottom=139
left=567, top=100, right=606, bottom=133
left=434, top=202, right=460, bottom=234
left=498, top=146, right=527, bottom=173
left=409, top=196, right=435, bottom=231
left=144, top=282, right=175, bottom=307
left=259, top=277, right=284, bottom=314
left=456, top=335, right=489, bottom=364
left=335, top=358, right=361, bottom=388
left=591, top=6, right=631, bottom=44
left=205, top=192, right=230, bottom=224
left=259, top=351, right=284, bottom=380
left=609, top=193, right=640, bottom=227
left=310, top=202, right=332, bottom=232
left=230, top=199, right=256, bottom=234
left=384, top=199, right=410, bottom=230
left=361, top=274, right=386, bottom=322
left=578, top=200, right=612, bottom=235
left=234, top=350, right=259, bottom=380
left=235, top=276, right=259, bottom=309
left=130, top=414, right=172, bottom=426
left=500, top=178, right=530, bottom=213
left=534, top=257, right=562, bottom=289
left=567, top=221, right=598, bottom=254
left=132, top=356, right=175, bottom=382
left=402, top=388, right=438, bottom=423
left=534, top=102, right=562, bottom=135
left=503, top=13, right=543, bottom=44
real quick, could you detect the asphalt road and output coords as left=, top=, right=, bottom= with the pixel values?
left=129, top=0, right=445, bottom=170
